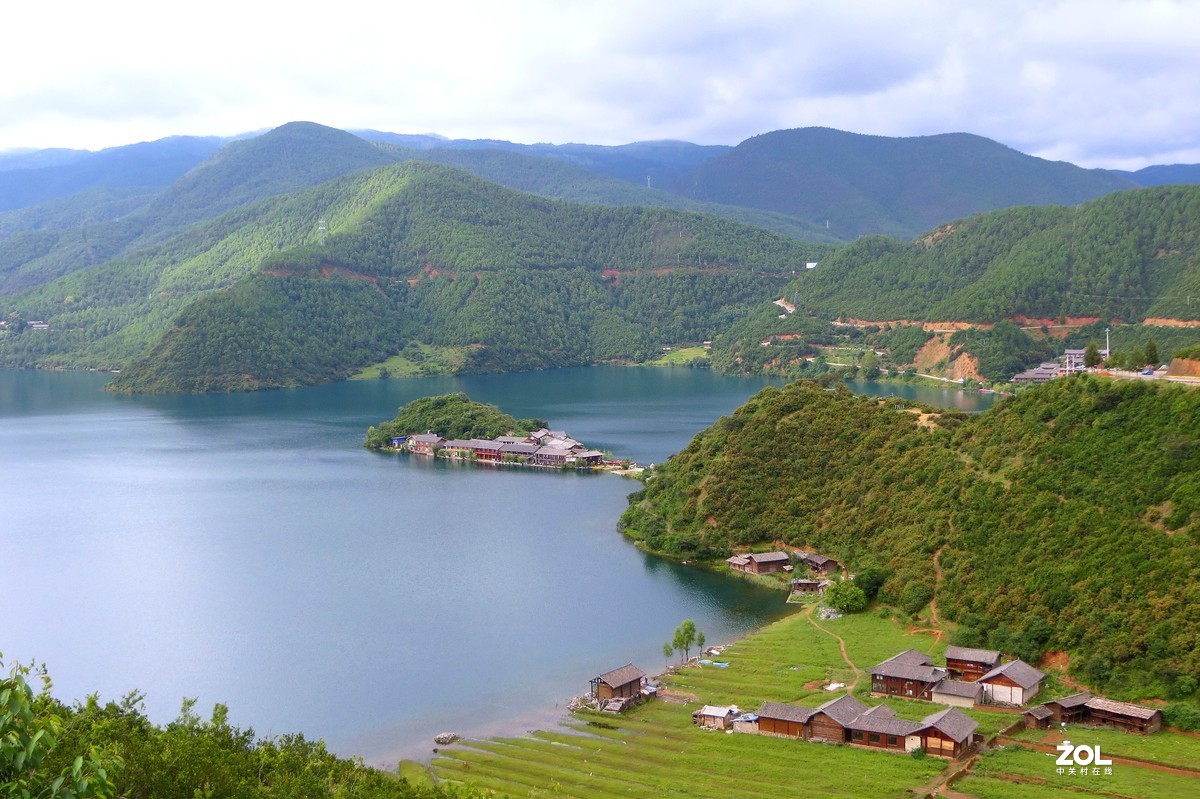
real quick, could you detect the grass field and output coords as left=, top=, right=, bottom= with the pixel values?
left=428, top=607, right=1196, bottom=798
left=1004, top=725, right=1200, bottom=772
left=645, top=346, right=710, bottom=366
left=962, top=744, right=1200, bottom=799
left=351, top=344, right=476, bottom=378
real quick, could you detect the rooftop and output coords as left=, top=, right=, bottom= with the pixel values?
left=979, top=659, right=1045, bottom=690
left=595, top=663, right=646, bottom=688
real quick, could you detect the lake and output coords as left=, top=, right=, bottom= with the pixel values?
left=0, top=367, right=992, bottom=765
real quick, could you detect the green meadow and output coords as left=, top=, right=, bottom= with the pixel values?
left=427, top=606, right=1198, bottom=798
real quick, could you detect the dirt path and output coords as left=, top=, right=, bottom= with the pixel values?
left=925, top=546, right=946, bottom=643
left=804, top=603, right=862, bottom=691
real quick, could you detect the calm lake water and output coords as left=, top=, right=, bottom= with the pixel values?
left=0, top=367, right=992, bottom=765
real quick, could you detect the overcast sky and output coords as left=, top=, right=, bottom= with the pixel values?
left=3, top=1, right=1198, bottom=169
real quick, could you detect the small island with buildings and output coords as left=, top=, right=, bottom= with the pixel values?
left=364, top=392, right=632, bottom=471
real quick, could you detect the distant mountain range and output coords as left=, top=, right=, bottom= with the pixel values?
left=2, top=121, right=1199, bottom=391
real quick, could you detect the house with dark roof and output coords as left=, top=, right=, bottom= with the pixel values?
left=848, top=706, right=922, bottom=752
left=756, top=701, right=816, bottom=739
left=590, top=663, right=646, bottom=701
left=870, top=650, right=948, bottom=700
left=807, top=695, right=869, bottom=742
left=917, top=708, right=979, bottom=759
left=1084, top=697, right=1163, bottom=734
left=978, top=659, right=1045, bottom=705
left=799, top=552, right=840, bottom=575
left=931, top=679, right=983, bottom=708
left=727, top=551, right=791, bottom=575
left=1037, top=691, right=1093, bottom=725
left=407, top=433, right=444, bottom=455
left=693, top=704, right=740, bottom=730
left=789, top=578, right=830, bottom=595
left=944, top=646, right=1002, bottom=682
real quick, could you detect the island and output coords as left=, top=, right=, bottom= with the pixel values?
left=365, top=392, right=631, bottom=470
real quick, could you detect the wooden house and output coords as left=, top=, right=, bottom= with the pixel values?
left=848, top=706, right=921, bottom=752
left=575, top=449, right=604, bottom=466
left=441, top=439, right=475, bottom=458
left=745, top=551, right=791, bottom=574
left=789, top=578, right=829, bottom=595
left=944, top=646, right=1002, bottom=682
left=590, top=663, right=646, bottom=700
left=535, top=446, right=569, bottom=467
left=726, top=555, right=751, bottom=573
left=1083, top=697, right=1163, bottom=734
left=978, top=659, right=1044, bottom=705
left=756, top=701, right=815, bottom=739
left=800, top=552, right=841, bottom=575
left=931, top=679, right=983, bottom=708
left=1023, top=704, right=1054, bottom=730
left=917, top=708, right=978, bottom=759
left=692, top=704, right=739, bottom=730
left=806, top=695, right=869, bottom=743
left=500, top=442, right=539, bottom=460
left=870, top=650, right=948, bottom=700
left=1038, top=691, right=1093, bottom=725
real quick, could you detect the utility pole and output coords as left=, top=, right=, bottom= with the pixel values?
left=1105, top=327, right=1111, bottom=360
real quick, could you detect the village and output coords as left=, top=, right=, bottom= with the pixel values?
left=555, top=547, right=1168, bottom=785
left=388, top=427, right=629, bottom=470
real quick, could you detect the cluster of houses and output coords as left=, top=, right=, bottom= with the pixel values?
left=392, top=428, right=608, bottom=469
left=726, top=549, right=841, bottom=578
left=870, top=647, right=1046, bottom=707
left=1011, top=347, right=1111, bottom=384
left=1023, top=691, right=1163, bottom=734
left=690, top=694, right=979, bottom=759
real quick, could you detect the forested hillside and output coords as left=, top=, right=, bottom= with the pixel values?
left=621, top=377, right=1200, bottom=696
left=98, top=161, right=818, bottom=392
left=671, top=127, right=1138, bottom=239
left=792, top=185, right=1200, bottom=322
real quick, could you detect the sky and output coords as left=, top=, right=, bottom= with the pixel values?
left=3, top=0, right=1199, bottom=170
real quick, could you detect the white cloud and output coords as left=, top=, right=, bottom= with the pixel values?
left=1, top=0, right=1197, bottom=168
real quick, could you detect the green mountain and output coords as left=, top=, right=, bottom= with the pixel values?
left=621, top=377, right=1200, bottom=696
left=670, top=127, right=1139, bottom=239
left=0, top=122, right=405, bottom=295
left=7, top=160, right=814, bottom=391
left=0, top=136, right=224, bottom=212
left=792, top=184, right=1200, bottom=323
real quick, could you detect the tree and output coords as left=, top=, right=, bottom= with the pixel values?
left=696, top=631, right=706, bottom=657
left=672, top=620, right=699, bottom=662
left=1084, top=341, right=1101, bottom=368
left=662, top=643, right=674, bottom=669
left=1145, top=338, right=1160, bottom=367
left=0, top=660, right=117, bottom=799
left=824, top=580, right=867, bottom=613
left=852, top=566, right=889, bottom=601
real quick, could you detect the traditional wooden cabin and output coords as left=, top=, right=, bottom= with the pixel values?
left=745, top=552, right=791, bottom=574
left=800, top=552, right=841, bottom=575
left=1083, top=697, right=1163, bottom=734
left=500, top=442, right=539, bottom=460
left=944, top=646, right=1002, bottom=682
left=807, top=695, right=869, bottom=742
left=978, top=659, right=1044, bottom=706
left=726, top=555, right=752, bottom=573
left=917, top=708, right=978, bottom=759
left=789, top=578, right=827, bottom=595
left=1039, top=691, right=1093, bottom=725
left=870, top=650, right=948, bottom=700
left=534, top=446, right=569, bottom=467
left=756, top=701, right=815, bottom=739
left=1023, top=705, right=1054, bottom=729
left=847, top=706, right=921, bottom=752
left=692, top=704, right=739, bottom=730
left=575, top=449, right=605, bottom=466
left=931, top=679, right=983, bottom=708
left=590, top=663, right=646, bottom=700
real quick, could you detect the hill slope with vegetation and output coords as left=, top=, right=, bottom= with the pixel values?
left=671, top=127, right=1138, bottom=239
left=97, top=161, right=820, bottom=392
left=621, top=377, right=1200, bottom=696
left=792, top=184, right=1200, bottom=323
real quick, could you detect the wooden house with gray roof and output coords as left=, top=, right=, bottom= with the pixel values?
left=756, top=701, right=816, bottom=739
left=1084, top=697, right=1163, bottom=734
left=917, top=707, right=979, bottom=758
left=848, top=705, right=922, bottom=752
left=590, top=663, right=646, bottom=701
left=944, top=645, right=1002, bottom=682
left=931, top=679, right=983, bottom=708
left=977, top=659, right=1044, bottom=705
left=870, top=650, right=948, bottom=700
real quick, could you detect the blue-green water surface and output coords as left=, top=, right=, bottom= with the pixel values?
left=0, top=367, right=991, bottom=763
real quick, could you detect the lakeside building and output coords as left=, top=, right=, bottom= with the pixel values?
left=393, top=428, right=610, bottom=469
left=756, top=695, right=978, bottom=759
left=871, top=649, right=1044, bottom=707
left=1023, top=692, right=1163, bottom=734
left=726, top=551, right=792, bottom=575
left=590, top=663, right=647, bottom=701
